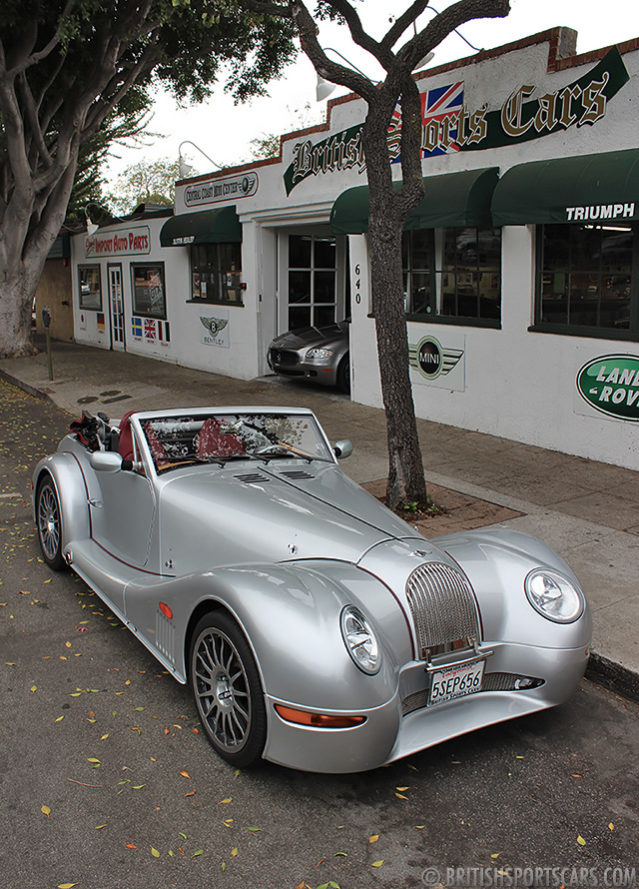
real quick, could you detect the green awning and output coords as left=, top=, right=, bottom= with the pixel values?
left=330, top=168, right=499, bottom=234
left=492, top=149, right=639, bottom=225
left=47, top=232, right=70, bottom=259
left=160, top=206, right=241, bottom=246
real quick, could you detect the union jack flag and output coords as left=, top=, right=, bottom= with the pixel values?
left=421, top=81, right=464, bottom=157
left=144, top=318, right=156, bottom=341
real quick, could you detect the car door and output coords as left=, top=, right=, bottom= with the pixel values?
left=89, top=428, right=158, bottom=592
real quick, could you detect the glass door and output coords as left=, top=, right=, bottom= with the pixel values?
left=108, top=263, right=125, bottom=351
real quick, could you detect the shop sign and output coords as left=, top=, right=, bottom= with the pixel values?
left=86, top=226, right=150, bottom=257
left=284, top=124, right=364, bottom=195
left=284, top=47, right=629, bottom=194
left=185, top=172, right=258, bottom=207
left=576, top=355, right=639, bottom=422
left=199, top=314, right=229, bottom=348
left=408, top=334, right=465, bottom=390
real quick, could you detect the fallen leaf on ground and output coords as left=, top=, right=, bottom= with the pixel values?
left=41, top=805, right=51, bottom=818
left=179, top=769, right=191, bottom=779
left=369, top=835, right=379, bottom=843
left=577, top=835, right=586, bottom=846
left=151, top=846, right=160, bottom=858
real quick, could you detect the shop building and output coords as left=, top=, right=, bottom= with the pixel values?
left=71, top=27, right=639, bottom=470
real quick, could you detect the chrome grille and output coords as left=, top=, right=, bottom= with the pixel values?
left=406, top=562, right=480, bottom=658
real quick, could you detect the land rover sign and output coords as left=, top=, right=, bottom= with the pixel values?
left=577, top=355, right=639, bottom=422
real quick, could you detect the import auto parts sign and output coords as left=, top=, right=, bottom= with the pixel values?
left=577, top=355, right=639, bottom=421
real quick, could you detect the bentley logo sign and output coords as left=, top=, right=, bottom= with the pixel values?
left=576, top=355, right=639, bottom=422
left=409, top=335, right=464, bottom=382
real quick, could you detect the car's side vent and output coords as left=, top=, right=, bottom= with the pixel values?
left=156, top=609, right=175, bottom=664
left=234, top=472, right=270, bottom=484
left=281, top=470, right=314, bottom=480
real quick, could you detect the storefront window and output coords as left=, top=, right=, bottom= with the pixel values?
left=403, top=227, right=501, bottom=324
left=131, top=263, right=166, bottom=319
left=536, top=224, right=636, bottom=336
left=288, top=235, right=336, bottom=329
left=78, top=265, right=102, bottom=310
left=190, top=243, right=242, bottom=305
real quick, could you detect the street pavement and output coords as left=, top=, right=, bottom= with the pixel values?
left=1, top=374, right=638, bottom=887
left=1, top=338, right=639, bottom=702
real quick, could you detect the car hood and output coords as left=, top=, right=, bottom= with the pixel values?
left=270, top=324, right=347, bottom=351
left=158, top=460, right=424, bottom=574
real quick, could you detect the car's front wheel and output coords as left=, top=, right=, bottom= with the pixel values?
left=337, top=354, right=350, bottom=393
left=36, top=476, right=65, bottom=571
left=189, top=612, right=266, bottom=767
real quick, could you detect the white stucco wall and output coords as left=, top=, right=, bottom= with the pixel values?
left=69, top=29, right=639, bottom=471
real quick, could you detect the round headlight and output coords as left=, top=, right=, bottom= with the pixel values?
left=306, top=348, right=333, bottom=362
left=524, top=569, right=584, bottom=623
left=340, top=606, right=381, bottom=674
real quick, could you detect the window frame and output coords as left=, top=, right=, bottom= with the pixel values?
left=402, top=227, right=502, bottom=329
left=187, top=242, right=243, bottom=307
left=131, top=261, right=167, bottom=320
left=531, top=223, right=639, bottom=341
left=78, top=264, right=102, bottom=311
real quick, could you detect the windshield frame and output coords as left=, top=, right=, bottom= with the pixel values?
left=128, top=407, right=336, bottom=475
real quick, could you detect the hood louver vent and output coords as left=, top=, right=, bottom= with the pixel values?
left=234, top=473, right=270, bottom=484
left=281, top=470, right=314, bottom=480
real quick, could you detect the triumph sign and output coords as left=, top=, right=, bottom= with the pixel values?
left=576, top=355, right=639, bottom=421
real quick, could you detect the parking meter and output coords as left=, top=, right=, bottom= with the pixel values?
left=42, top=306, right=53, bottom=380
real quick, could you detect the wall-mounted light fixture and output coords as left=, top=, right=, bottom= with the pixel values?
left=178, top=141, right=222, bottom=179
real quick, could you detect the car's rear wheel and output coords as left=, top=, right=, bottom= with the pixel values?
left=337, top=354, right=350, bottom=393
left=36, top=476, right=65, bottom=571
left=189, top=612, right=266, bottom=767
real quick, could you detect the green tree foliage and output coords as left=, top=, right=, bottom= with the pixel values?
left=0, top=0, right=296, bottom=356
left=104, top=158, right=182, bottom=216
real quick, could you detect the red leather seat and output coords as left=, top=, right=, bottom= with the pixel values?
left=196, top=418, right=245, bottom=458
left=117, top=410, right=135, bottom=461
left=144, top=424, right=168, bottom=464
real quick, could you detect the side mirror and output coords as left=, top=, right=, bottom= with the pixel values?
left=333, top=440, right=353, bottom=460
left=90, top=451, right=123, bottom=473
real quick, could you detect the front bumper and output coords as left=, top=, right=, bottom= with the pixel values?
left=261, top=641, right=590, bottom=773
left=267, top=348, right=338, bottom=386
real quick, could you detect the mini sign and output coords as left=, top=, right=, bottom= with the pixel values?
left=576, top=354, right=639, bottom=422
left=408, top=334, right=465, bottom=391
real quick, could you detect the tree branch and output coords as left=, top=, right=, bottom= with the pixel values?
left=397, top=0, right=509, bottom=69
left=381, top=0, right=432, bottom=51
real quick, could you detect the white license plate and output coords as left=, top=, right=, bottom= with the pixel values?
left=428, top=659, right=485, bottom=706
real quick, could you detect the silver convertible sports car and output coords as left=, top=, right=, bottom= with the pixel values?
left=33, top=407, right=591, bottom=773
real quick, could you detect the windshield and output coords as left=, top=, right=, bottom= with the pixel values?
left=139, top=411, right=333, bottom=473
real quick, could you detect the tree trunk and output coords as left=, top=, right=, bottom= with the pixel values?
left=0, top=269, right=39, bottom=357
left=368, top=214, right=428, bottom=511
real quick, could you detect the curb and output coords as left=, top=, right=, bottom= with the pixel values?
left=586, top=651, right=639, bottom=704
left=0, top=367, right=48, bottom=401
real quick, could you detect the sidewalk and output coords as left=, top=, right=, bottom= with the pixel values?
left=2, top=339, right=638, bottom=700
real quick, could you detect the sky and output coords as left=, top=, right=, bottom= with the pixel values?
left=105, top=0, right=639, bottom=185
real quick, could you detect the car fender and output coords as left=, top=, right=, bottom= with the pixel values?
left=434, top=528, right=592, bottom=649
left=125, top=560, right=407, bottom=711
left=32, top=453, right=91, bottom=552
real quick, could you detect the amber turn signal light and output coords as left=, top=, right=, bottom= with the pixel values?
left=274, top=704, right=365, bottom=729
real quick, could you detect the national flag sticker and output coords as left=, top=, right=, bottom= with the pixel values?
left=144, top=319, right=157, bottom=341
left=157, top=320, right=170, bottom=345
left=131, top=317, right=143, bottom=339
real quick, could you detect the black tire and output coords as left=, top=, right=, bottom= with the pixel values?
left=336, top=354, right=350, bottom=393
left=189, top=612, right=266, bottom=768
left=36, top=476, right=65, bottom=571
